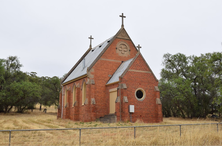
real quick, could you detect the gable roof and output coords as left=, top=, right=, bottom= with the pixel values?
left=106, top=58, right=134, bottom=85
left=62, top=27, right=137, bottom=85
left=120, top=52, right=158, bottom=82
left=61, top=27, right=158, bottom=85
left=62, top=37, right=113, bottom=84
left=106, top=52, right=158, bottom=85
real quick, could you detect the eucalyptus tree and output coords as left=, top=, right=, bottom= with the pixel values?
left=9, top=81, right=41, bottom=112
left=0, top=59, right=5, bottom=112
left=39, top=76, right=61, bottom=107
left=0, top=56, right=61, bottom=113
left=0, top=56, right=24, bottom=112
left=159, top=52, right=222, bottom=118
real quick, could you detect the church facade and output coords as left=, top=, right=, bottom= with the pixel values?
left=57, top=14, right=163, bottom=123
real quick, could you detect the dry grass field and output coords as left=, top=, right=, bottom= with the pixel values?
left=0, top=110, right=222, bottom=145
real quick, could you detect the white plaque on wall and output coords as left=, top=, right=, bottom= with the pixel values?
left=129, top=105, right=134, bottom=113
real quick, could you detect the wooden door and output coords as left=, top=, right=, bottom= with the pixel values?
left=109, top=91, right=117, bottom=114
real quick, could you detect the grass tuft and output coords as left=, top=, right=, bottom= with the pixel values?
left=0, top=111, right=222, bottom=145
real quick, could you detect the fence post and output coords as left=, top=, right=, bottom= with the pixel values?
left=134, top=127, right=136, bottom=139
left=79, top=128, right=81, bottom=146
left=179, top=125, right=181, bottom=137
left=9, top=130, right=11, bottom=146
left=217, top=124, right=218, bottom=132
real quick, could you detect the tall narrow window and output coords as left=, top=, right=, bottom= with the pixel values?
left=82, top=82, right=86, bottom=105
left=73, top=86, right=76, bottom=106
left=64, top=89, right=68, bottom=107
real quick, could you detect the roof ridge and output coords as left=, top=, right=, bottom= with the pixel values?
left=62, top=27, right=140, bottom=84
left=87, top=27, right=137, bottom=72
left=62, top=36, right=115, bottom=84
left=92, top=36, right=114, bottom=51
left=86, top=29, right=123, bottom=72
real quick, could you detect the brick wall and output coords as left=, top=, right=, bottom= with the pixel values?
left=118, top=54, right=162, bottom=123
left=58, top=36, right=163, bottom=123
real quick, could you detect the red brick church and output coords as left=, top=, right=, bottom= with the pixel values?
left=57, top=14, right=163, bottom=123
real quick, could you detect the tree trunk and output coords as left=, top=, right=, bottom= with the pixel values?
left=4, top=106, right=8, bottom=113
left=7, top=105, right=13, bottom=113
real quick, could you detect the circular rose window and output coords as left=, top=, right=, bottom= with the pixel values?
left=135, top=88, right=146, bottom=101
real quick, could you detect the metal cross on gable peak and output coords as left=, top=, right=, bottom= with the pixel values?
left=119, top=13, right=126, bottom=28
left=88, top=35, right=94, bottom=49
left=137, top=44, right=142, bottom=52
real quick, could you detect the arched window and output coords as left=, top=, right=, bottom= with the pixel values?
left=64, top=88, right=68, bottom=107
left=82, top=82, right=86, bottom=105
left=73, top=86, right=76, bottom=106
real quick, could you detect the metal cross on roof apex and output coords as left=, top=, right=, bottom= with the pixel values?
left=88, top=35, right=94, bottom=49
left=119, top=13, right=126, bottom=28
left=137, top=44, right=142, bottom=52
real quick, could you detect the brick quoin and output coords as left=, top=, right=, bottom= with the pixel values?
left=57, top=27, right=163, bottom=123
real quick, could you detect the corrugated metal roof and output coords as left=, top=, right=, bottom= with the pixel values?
left=107, top=58, right=134, bottom=85
left=63, top=37, right=114, bottom=83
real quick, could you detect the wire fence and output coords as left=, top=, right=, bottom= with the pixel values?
left=0, top=122, right=221, bottom=146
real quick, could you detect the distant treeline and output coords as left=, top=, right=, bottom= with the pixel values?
left=0, top=56, right=61, bottom=113
left=159, top=52, right=222, bottom=118
left=2, top=52, right=222, bottom=117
